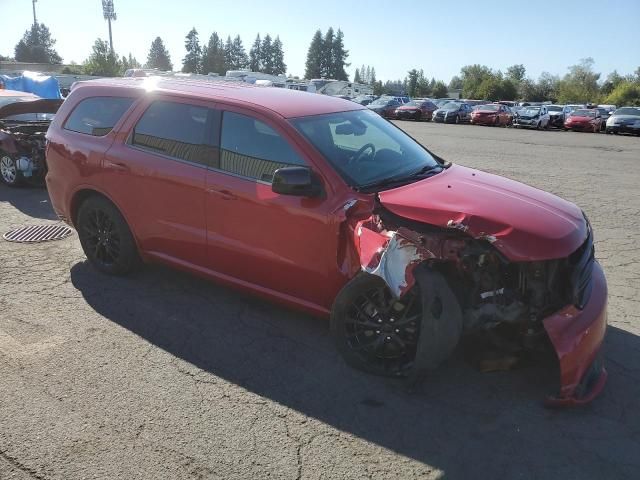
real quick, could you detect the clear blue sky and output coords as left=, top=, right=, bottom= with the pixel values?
left=2, top=0, right=639, bottom=82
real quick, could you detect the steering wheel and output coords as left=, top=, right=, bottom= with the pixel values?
left=348, top=143, right=376, bottom=167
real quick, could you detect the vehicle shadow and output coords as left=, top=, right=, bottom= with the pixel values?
left=70, top=261, right=640, bottom=479
left=0, top=183, right=57, bottom=220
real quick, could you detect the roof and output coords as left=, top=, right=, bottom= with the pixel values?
left=73, top=77, right=365, bottom=119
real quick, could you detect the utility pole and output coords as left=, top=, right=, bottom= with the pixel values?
left=32, top=0, right=37, bottom=26
left=102, top=0, right=117, bottom=55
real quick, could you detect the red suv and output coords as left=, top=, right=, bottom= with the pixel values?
left=46, top=78, right=607, bottom=405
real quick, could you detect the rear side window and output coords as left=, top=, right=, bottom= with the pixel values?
left=219, top=112, right=306, bottom=183
left=64, top=96, right=134, bottom=136
left=131, top=101, right=216, bottom=166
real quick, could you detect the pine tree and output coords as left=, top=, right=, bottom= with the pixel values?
left=182, top=28, right=202, bottom=73
left=370, top=67, right=376, bottom=85
left=14, top=23, right=62, bottom=64
left=261, top=34, right=274, bottom=74
left=331, top=29, right=349, bottom=80
left=361, top=64, right=367, bottom=83
left=249, top=34, right=261, bottom=71
left=224, top=36, right=234, bottom=71
left=321, top=27, right=334, bottom=78
left=354, top=68, right=361, bottom=83
left=271, top=36, right=286, bottom=75
left=202, top=32, right=225, bottom=75
left=146, top=37, right=172, bottom=71
left=231, top=35, right=249, bottom=70
left=304, top=30, right=323, bottom=79
left=83, top=39, right=120, bottom=76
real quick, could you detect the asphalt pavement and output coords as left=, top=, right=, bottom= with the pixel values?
left=1, top=123, right=639, bottom=479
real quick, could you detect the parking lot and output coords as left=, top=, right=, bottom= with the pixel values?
left=1, top=122, right=639, bottom=480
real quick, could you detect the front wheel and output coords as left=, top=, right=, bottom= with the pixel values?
left=331, top=274, right=422, bottom=377
left=77, top=196, right=140, bottom=275
left=454, top=115, right=460, bottom=124
left=0, top=153, right=24, bottom=187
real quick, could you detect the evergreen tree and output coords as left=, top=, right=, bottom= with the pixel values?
left=182, top=28, right=202, bottom=73
left=304, top=30, right=323, bottom=79
left=14, top=23, right=62, bottom=64
left=370, top=67, right=376, bottom=85
left=146, top=37, right=173, bottom=71
left=331, top=29, right=349, bottom=80
left=83, top=39, right=121, bottom=76
left=320, top=27, right=334, bottom=77
left=361, top=64, right=367, bottom=83
left=231, top=35, right=249, bottom=70
left=261, top=34, right=274, bottom=74
left=271, top=36, right=286, bottom=75
left=224, top=36, right=234, bottom=71
left=354, top=68, right=361, bottom=83
left=202, top=32, right=225, bottom=74
left=249, top=34, right=261, bottom=71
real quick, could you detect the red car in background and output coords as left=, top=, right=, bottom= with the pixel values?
left=45, top=78, right=607, bottom=406
left=367, top=97, right=401, bottom=119
left=471, top=103, right=513, bottom=126
left=564, top=109, right=603, bottom=132
left=394, top=99, right=438, bottom=121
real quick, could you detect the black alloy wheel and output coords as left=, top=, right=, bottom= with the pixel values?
left=331, top=275, right=421, bottom=376
left=77, top=196, right=139, bottom=275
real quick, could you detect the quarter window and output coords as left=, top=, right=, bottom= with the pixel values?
left=131, top=101, right=215, bottom=165
left=64, top=96, right=134, bottom=136
left=219, top=111, right=306, bottom=182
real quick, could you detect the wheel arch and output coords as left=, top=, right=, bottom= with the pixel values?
left=70, top=188, right=143, bottom=255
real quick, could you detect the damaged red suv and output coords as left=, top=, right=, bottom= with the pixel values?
left=46, top=78, right=607, bottom=405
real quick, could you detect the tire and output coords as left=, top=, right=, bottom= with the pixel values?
left=0, top=152, right=24, bottom=187
left=77, top=195, right=140, bottom=275
left=495, top=116, right=501, bottom=127
left=414, top=111, right=422, bottom=121
left=454, top=115, right=460, bottom=124
left=331, top=274, right=421, bottom=377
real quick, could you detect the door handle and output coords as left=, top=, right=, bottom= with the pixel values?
left=207, top=188, right=237, bottom=200
left=105, top=160, right=130, bottom=172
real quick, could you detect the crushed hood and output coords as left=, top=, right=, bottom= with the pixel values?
left=0, top=98, right=63, bottom=120
left=378, top=164, right=587, bottom=261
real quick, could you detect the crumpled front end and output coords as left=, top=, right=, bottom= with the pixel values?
left=347, top=196, right=607, bottom=406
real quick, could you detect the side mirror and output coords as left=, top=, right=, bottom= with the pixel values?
left=272, top=166, right=322, bottom=197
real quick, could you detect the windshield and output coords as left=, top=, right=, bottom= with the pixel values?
left=521, top=107, right=540, bottom=114
left=478, top=104, right=499, bottom=111
left=441, top=102, right=461, bottom=110
left=406, top=101, right=421, bottom=107
left=370, top=98, right=390, bottom=106
left=571, top=109, right=595, bottom=117
left=547, top=105, right=563, bottom=112
left=615, top=107, right=640, bottom=116
left=292, top=109, right=440, bottom=189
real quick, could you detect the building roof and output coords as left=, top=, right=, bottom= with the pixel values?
left=73, top=77, right=364, bottom=119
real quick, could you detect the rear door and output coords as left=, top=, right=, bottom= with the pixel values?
left=204, top=107, right=335, bottom=307
left=103, top=96, right=217, bottom=267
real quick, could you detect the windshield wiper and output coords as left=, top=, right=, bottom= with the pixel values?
left=355, top=164, right=443, bottom=192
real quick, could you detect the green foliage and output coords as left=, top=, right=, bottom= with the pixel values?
left=182, top=28, right=202, bottom=73
left=202, top=32, right=225, bottom=75
left=249, top=34, right=261, bottom=72
left=405, top=69, right=431, bottom=97
left=460, top=64, right=493, bottom=98
left=60, top=63, right=83, bottom=75
left=82, top=39, right=121, bottom=76
left=121, top=53, right=141, bottom=72
left=304, top=30, right=323, bottom=79
left=224, top=35, right=249, bottom=71
left=14, top=23, right=62, bottom=64
left=448, top=75, right=462, bottom=90
left=506, top=64, right=526, bottom=83
left=431, top=81, right=448, bottom=98
left=353, top=68, right=361, bottom=83
left=372, top=80, right=384, bottom=96
left=556, top=58, right=601, bottom=103
left=146, top=37, right=173, bottom=71
left=304, top=28, right=349, bottom=80
left=605, top=81, right=640, bottom=106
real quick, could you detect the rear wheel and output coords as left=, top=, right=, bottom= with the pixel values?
left=414, top=111, right=422, bottom=121
left=77, top=196, right=140, bottom=275
left=0, top=153, right=24, bottom=187
left=454, top=115, right=460, bottom=124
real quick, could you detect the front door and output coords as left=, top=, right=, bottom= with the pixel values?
left=205, top=108, right=334, bottom=307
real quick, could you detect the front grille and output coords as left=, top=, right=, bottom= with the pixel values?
left=568, top=223, right=595, bottom=309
